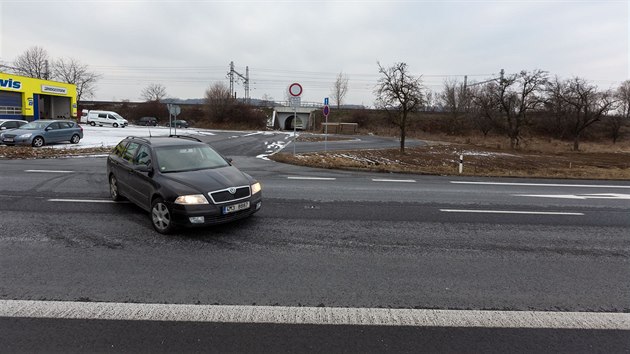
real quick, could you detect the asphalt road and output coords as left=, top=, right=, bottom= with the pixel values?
left=1, top=130, right=628, bottom=352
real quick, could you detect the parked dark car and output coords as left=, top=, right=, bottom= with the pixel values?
left=166, top=120, right=189, bottom=128
left=106, top=135, right=262, bottom=234
left=0, top=120, right=83, bottom=147
left=0, top=119, right=28, bottom=131
left=136, top=117, right=158, bottom=126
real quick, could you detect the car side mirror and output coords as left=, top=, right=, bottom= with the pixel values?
left=135, top=164, right=153, bottom=174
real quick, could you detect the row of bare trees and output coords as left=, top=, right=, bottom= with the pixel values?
left=7, top=46, right=100, bottom=101
left=439, top=71, right=628, bottom=151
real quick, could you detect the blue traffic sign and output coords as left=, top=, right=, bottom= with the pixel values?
left=324, top=97, right=329, bottom=105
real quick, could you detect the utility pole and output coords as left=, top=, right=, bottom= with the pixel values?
left=227, top=61, right=250, bottom=102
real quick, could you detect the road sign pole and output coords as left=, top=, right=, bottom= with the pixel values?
left=293, top=106, right=297, bottom=155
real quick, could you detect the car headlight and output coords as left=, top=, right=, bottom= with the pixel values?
left=251, top=182, right=262, bottom=195
left=174, top=194, right=209, bottom=205
left=19, top=133, right=32, bottom=139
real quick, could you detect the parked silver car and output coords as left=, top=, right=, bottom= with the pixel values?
left=0, top=120, right=83, bottom=147
left=0, top=119, right=28, bottom=132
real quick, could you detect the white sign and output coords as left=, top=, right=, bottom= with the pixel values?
left=289, top=96, right=301, bottom=108
left=41, top=85, right=67, bottom=95
left=168, top=104, right=181, bottom=116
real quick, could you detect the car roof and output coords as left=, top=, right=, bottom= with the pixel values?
left=124, top=136, right=203, bottom=147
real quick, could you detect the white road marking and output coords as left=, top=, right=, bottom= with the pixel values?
left=451, top=181, right=630, bottom=189
left=516, top=193, right=630, bottom=200
left=287, top=176, right=337, bottom=181
left=372, top=179, right=416, bottom=183
left=440, top=209, right=584, bottom=216
left=47, top=199, right=122, bottom=203
left=25, top=170, right=74, bottom=173
left=0, top=300, right=627, bottom=330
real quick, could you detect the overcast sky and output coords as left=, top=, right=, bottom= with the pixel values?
left=1, top=0, right=628, bottom=106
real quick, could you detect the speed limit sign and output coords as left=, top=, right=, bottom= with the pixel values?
left=288, top=83, right=302, bottom=97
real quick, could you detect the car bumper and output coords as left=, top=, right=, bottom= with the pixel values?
left=170, top=194, right=262, bottom=227
left=1, top=136, right=33, bottom=145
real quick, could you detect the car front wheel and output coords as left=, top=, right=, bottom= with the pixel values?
left=32, top=136, right=44, bottom=147
left=113, top=123, right=119, bottom=128
left=152, top=198, right=175, bottom=234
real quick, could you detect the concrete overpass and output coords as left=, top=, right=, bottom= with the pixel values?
left=267, top=106, right=316, bottom=130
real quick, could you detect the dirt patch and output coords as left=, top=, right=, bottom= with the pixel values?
left=0, top=146, right=112, bottom=159
left=271, top=143, right=630, bottom=180
left=295, top=133, right=354, bottom=143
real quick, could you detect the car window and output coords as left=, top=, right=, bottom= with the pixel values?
left=134, top=145, right=152, bottom=166
left=108, top=115, right=117, bottom=120
left=47, top=122, right=60, bottom=130
left=156, top=145, right=229, bottom=172
left=122, top=142, right=140, bottom=162
left=113, top=141, right=127, bottom=157
left=98, top=113, right=107, bottom=118
left=59, top=122, right=72, bottom=129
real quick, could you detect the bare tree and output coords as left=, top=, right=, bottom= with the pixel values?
left=610, top=80, right=630, bottom=143
left=52, top=57, right=100, bottom=101
left=12, top=46, right=50, bottom=79
left=141, top=83, right=168, bottom=102
left=494, top=69, right=548, bottom=148
left=469, top=84, right=501, bottom=137
left=439, top=78, right=469, bottom=133
left=551, top=77, right=616, bottom=150
left=330, top=72, right=349, bottom=109
left=205, top=82, right=235, bottom=124
left=374, top=62, right=423, bottom=153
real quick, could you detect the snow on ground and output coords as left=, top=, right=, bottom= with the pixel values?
left=54, top=125, right=215, bottom=149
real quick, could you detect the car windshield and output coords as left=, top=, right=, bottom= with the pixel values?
left=155, top=145, right=229, bottom=172
left=19, top=122, right=49, bottom=130
left=113, top=113, right=125, bottom=120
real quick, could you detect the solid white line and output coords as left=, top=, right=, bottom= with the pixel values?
left=0, top=300, right=627, bottom=330
left=47, top=199, right=120, bottom=203
left=25, top=170, right=74, bottom=173
left=287, top=176, right=336, bottom=181
left=372, top=179, right=416, bottom=183
left=440, top=209, right=584, bottom=216
left=451, top=181, right=630, bottom=189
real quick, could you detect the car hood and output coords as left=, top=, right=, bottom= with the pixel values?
left=160, top=165, right=253, bottom=193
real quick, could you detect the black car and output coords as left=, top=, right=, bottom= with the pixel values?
left=166, top=120, right=189, bottom=128
left=106, top=135, right=262, bottom=234
left=136, top=117, right=158, bottom=126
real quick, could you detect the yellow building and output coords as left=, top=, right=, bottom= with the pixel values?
left=0, top=72, right=77, bottom=121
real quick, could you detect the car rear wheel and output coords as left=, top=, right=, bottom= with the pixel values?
left=152, top=198, right=175, bottom=234
left=90, top=121, right=96, bottom=126
left=70, top=134, right=81, bottom=144
left=109, top=175, right=122, bottom=201
left=113, top=123, right=119, bottom=128
left=32, top=136, right=44, bottom=147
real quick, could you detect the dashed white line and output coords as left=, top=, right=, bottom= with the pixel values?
left=440, top=209, right=584, bottom=216
left=451, top=181, right=630, bottom=189
left=287, top=176, right=337, bottom=181
left=25, top=170, right=74, bottom=173
left=372, top=179, right=416, bottom=183
left=0, top=300, right=627, bottom=330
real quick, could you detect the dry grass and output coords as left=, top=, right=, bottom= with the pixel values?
left=272, top=135, right=630, bottom=180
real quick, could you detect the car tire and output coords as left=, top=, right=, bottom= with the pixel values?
left=32, top=136, right=45, bottom=147
left=113, top=123, right=119, bottom=128
left=90, top=121, right=96, bottom=126
left=109, top=175, right=123, bottom=201
left=151, top=198, right=175, bottom=234
left=70, top=134, right=81, bottom=144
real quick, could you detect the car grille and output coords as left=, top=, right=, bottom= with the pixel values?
left=208, top=186, right=251, bottom=204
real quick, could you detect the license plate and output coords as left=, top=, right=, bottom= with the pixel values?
left=3, top=138, right=13, bottom=142
left=222, top=201, right=250, bottom=214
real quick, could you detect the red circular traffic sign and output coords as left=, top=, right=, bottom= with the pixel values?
left=289, top=83, right=303, bottom=97
left=323, top=105, right=330, bottom=116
